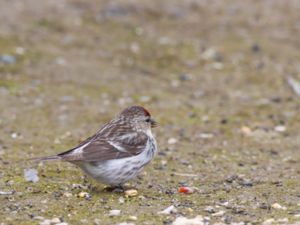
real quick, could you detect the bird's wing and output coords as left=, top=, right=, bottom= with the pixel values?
left=59, top=132, right=149, bottom=162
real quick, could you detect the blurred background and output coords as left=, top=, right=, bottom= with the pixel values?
left=0, top=0, right=300, bottom=224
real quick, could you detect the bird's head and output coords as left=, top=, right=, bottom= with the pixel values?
left=118, top=106, right=157, bottom=132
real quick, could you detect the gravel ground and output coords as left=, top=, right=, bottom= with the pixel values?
left=0, top=0, right=300, bottom=224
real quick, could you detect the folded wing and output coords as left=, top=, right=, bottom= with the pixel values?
left=59, top=132, right=148, bottom=162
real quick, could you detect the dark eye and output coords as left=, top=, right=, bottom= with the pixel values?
left=145, top=118, right=151, bottom=123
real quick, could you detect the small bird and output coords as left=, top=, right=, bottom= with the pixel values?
left=35, top=106, right=158, bottom=188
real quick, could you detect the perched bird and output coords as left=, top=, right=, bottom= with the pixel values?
left=35, top=106, right=158, bottom=188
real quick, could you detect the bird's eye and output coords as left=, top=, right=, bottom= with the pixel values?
left=145, top=118, right=151, bottom=123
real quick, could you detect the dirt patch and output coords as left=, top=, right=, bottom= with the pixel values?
left=0, top=0, right=299, bottom=224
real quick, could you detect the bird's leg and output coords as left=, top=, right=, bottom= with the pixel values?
left=104, top=185, right=124, bottom=193
left=112, top=185, right=125, bottom=193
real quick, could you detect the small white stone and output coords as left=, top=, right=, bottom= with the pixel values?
left=118, top=196, right=125, bottom=204
left=24, top=168, right=39, bottom=183
left=128, top=216, right=137, bottom=221
left=167, top=138, right=178, bottom=145
left=94, top=218, right=101, bottom=225
left=139, top=96, right=151, bottom=102
left=124, top=189, right=138, bottom=197
left=39, top=220, right=51, bottom=225
left=271, top=203, right=287, bottom=210
left=204, top=206, right=215, bottom=213
left=55, top=57, right=66, bottom=65
left=63, top=192, right=72, bottom=198
left=16, top=47, right=25, bottom=55
left=109, top=209, right=121, bottom=217
left=218, top=202, right=229, bottom=207
left=262, top=218, right=275, bottom=225
left=130, top=42, right=140, bottom=54
left=56, top=223, right=68, bottom=225
left=277, top=218, right=288, bottom=223
left=50, top=217, right=61, bottom=223
left=0, top=190, right=14, bottom=195
left=240, top=126, right=252, bottom=136
left=211, top=62, right=223, bottom=70
left=159, top=37, right=171, bottom=45
left=198, top=133, right=214, bottom=139
left=211, top=210, right=225, bottom=217
left=77, top=192, right=90, bottom=198
left=117, top=223, right=135, bottom=225
left=158, top=205, right=177, bottom=215
left=201, top=48, right=218, bottom=60
left=274, top=125, right=286, bottom=132
left=161, top=160, right=167, bottom=166
left=11, top=133, right=18, bottom=139
left=171, top=80, right=180, bottom=88
left=33, top=216, right=45, bottom=220
left=172, top=215, right=204, bottom=225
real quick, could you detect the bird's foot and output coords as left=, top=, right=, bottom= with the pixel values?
left=104, top=186, right=124, bottom=193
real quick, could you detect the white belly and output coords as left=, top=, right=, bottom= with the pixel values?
left=77, top=137, right=157, bottom=186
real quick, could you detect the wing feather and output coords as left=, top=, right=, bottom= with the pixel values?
left=60, top=132, right=148, bottom=162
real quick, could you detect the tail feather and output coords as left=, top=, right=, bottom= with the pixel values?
left=30, top=155, right=61, bottom=162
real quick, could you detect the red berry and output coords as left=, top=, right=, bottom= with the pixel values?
left=178, top=187, right=194, bottom=194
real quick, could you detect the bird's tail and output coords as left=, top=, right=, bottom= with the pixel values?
left=29, top=155, right=61, bottom=162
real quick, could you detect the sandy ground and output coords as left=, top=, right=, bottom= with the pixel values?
left=0, top=0, right=300, bottom=224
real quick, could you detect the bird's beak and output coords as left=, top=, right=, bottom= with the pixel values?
left=150, top=118, right=158, bottom=128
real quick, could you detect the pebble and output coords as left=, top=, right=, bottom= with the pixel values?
left=277, top=218, right=288, bottom=223
left=274, top=125, right=286, bottom=132
left=124, top=189, right=138, bottom=197
left=287, top=76, right=300, bottom=97
left=11, top=132, right=18, bottom=139
left=271, top=203, right=287, bottom=210
left=211, top=210, right=225, bottom=217
left=0, top=54, right=16, bottom=64
left=167, top=138, right=178, bottom=145
left=118, top=196, right=125, bottom=204
left=139, top=96, right=151, bottom=103
left=55, top=57, right=66, bottom=65
left=204, top=206, right=215, bottom=213
left=128, top=216, right=137, bottom=221
left=39, top=217, right=62, bottom=225
left=63, top=192, right=72, bottom=198
left=129, top=42, right=140, bottom=54
left=172, top=215, right=206, bottom=225
left=0, top=190, right=14, bottom=195
left=109, top=209, right=121, bottom=217
left=15, top=46, right=25, bottom=55
left=262, top=218, right=275, bottom=225
left=116, top=223, right=135, bottom=225
left=187, top=208, right=193, bottom=213
left=178, top=187, right=195, bottom=194
left=33, top=216, right=45, bottom=220
left=24, top=168, right=39, bottom=183
left=77, top=192, right=90, bottom=199
left=160, top=160, right=168, bottom=167
left=158, top=205, right=178, bottom=214
left=198, top=133, right=214, bottom=139
left=50, top=218, right=61, bottom=223
left=201, top=48, right=220, bottom=61
left=240, top=126, right=252, bottom=136
left=94, top=219, right=101, bottom=225
left=211, top=62, right=224, bottom=70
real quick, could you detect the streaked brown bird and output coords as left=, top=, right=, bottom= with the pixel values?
left=35, top=106, right=158, bottom=188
